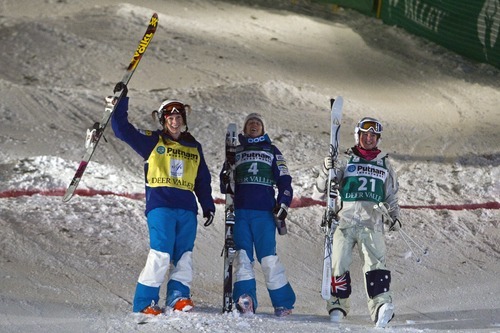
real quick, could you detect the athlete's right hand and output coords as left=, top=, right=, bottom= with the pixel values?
left=113, top=81, right=128, bottom=96
left=324, top=156, right=333, bottom=170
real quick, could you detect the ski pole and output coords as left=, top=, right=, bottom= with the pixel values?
left=374, top=202, right=429, bottom=263
left=398, top=229, right=422, bottom=263
left=399, top=228, right=429, bottom=256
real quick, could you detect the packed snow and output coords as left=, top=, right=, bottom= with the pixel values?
left=0, top=0, right=499, bottom=332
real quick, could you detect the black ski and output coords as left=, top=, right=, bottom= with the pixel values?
left=222, top=123, right=238, bottom=313
left=62, top=13, right=159, bottom=202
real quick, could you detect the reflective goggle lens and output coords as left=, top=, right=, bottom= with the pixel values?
left=358, top=120, right=382, bottom=133
left=162, top=103, right=185, bottom=114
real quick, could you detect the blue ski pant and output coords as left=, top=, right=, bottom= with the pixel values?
left=233, top=209, right=295, bottom=311
left=133, top=207, right=197, bottom=312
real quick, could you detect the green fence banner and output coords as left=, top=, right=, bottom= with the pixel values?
left=379, top=0, right=500, bottom=69
left=318, top=0, right=500, bottom=69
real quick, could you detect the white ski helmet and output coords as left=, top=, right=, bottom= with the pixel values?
left=354, top=117, right=383, bottom=145
left=155, top=99, right=190, bottom=131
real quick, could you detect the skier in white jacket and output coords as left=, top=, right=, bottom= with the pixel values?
left=315, top=117, right=401, bottom=328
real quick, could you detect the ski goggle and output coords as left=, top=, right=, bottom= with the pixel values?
left=161, top=102, right=185, bottom=115
left=358, top=120, right=383, bottom=134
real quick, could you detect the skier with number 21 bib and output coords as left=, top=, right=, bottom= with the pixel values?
left=314, top=117, right=401, bottom=328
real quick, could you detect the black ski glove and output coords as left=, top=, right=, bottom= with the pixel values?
left=113, top=81, right=128, bottom=97
left=221, top=163, right=231, bottom=187
left=389, top=218, right=401, bottom=232
left=274, top=203, right=288, bottom=236
left=203, top=210, right=215, bottom=227
left=273, top=203, right=288, bottom=221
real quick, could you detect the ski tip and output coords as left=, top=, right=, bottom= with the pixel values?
left=150, top=13, right=159, bottom=27
left=62, top=190, right=74, bottom=202
left=330, top=96, right=343, bottom=110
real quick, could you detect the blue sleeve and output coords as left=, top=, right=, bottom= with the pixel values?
left=272, top=145, right=293, bottom=207
left=111, top=97, right=157, bottom=159
left=194, top=143, right=216, bottom=214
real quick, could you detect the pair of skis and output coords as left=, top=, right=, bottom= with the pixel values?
left=222, top=124, right=238, bottom=313
left=321, top=97, right=343, bottom=300
left=62, top=13, right=159, bottom=202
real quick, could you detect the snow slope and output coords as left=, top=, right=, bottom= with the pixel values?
left=0, top=1, right=499, bottom=332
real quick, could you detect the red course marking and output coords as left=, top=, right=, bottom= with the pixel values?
left=1, top=190, right=498, bottom=210
left=0, top=189, right=144, bottom=200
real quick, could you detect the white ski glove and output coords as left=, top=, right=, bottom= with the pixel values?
left=323, top=156, right=333, bottom=171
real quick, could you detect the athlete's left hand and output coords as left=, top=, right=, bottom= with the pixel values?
left=203, top=211, right=215, bottom=227
left=273, top=203, right=288, bottom=221
left=389, top=218, right=401, bottom=232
